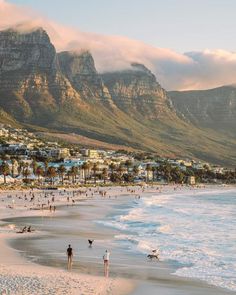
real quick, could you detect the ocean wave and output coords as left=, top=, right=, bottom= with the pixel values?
left=175, top=264, right=236, bottom=291
left=98, top=187, right=236, bottom=291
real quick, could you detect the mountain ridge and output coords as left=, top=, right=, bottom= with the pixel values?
left=0, top=27, right=235, bottom=166
left=169, top=86, right=236, bottom=136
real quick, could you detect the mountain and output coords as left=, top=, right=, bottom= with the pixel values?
left=102, top=63, right=172, bottom=119
left=169, top=86, right=236, bottom=137
left=0, top=28, right=84, bottom=125
left=58, top=51, right=112, bottom=103
left=0, top=27, right=236, bottom=166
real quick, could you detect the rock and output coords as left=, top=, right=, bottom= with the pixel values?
left=58, top=50, right=112, bottom=103
left=102, top=63, right=173, bottom=119
left=0, top=28, right=82, bottom=123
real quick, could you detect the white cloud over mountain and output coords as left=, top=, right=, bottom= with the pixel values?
left=1, top=0, right=236, bottom=90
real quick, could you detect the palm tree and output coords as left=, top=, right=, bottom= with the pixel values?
left=160, top=163, right=172, bottom=183
left=31, top=160, right=38, bottom=175
left=133, top=165, right=139, bottom=177
left=82, top=162, right=90, bottom=184
left=47, top=167, right=57, bottom=185
left=155, top=166, right=160, bottom=180
left=177, top=170, right=185, bottom=184
left=101, top=168, right=108, bottom=184
left=117, top=164, right=125, bottom=183
left=92, top=162, right=99, bottom=184
left=165, top=165, right=173, bottom=183
left=81, top=162, right=86, bottom=183
left=109, top=163, right=116, bottom=174
left=35, top=166, right=44, bottom=183
left=74, top=166, right=79, bottom=183
left=87, top=161, right=92, bottom=179
left=0, top=161, right=10, bottom=184
left=0, top=154, right=9, bottom=161
left=70, top=166, right=79, bottom=184
left=151, top=166, right=156, bottom=182
left=81, top=162, right=86, bottom=180
left=22, top=164, right=31, bottom=181
left=57, top=164, right=66, bottom=184
left=43, top=158, right=52, bottom=174
left=117, top=164, right=125, bottom=177
left=18, top=160, right=24, bottom=176
left=124, top=160, right=132, bottom=172
left=145, top=164, right=152, bottom=182
left=10, top=157, right=16, bottom=177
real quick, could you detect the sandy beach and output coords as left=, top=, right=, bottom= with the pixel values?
left=0, top=187, right=135, bottom=295
left=0, top=185, right=235, bottom=295
left=0, top=233, right=132, bottom=295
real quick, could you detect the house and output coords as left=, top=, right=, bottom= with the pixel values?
left=80, top=149, right=100, bottom=159
left=49, top=148, right=70, bottom=159
left=186, top=176, right=196, bottom=185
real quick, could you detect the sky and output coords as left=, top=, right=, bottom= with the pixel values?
left=7, top=0, right=236, bottom=52
left=1, top=0, right=236, bottom=90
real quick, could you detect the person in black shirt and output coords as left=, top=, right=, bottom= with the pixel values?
left=67, top=244, right=73, bottom=269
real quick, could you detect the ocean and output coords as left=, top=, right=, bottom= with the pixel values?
left=98, top=187, right=236, bottom=291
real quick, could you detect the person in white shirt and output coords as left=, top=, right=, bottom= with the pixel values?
left=103, top=250, right=110, bottom=277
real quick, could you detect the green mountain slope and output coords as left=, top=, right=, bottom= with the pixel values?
left=169, top=86, right=236, bottom=137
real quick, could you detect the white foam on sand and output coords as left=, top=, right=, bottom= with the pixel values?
left=106, top=187, right=236, bottom=292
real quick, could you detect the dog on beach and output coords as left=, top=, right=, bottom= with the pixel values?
left=147, top=249, right=159, bottom=260
left=88, top=239, right=94, bottom=247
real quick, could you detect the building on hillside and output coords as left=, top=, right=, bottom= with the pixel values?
left=88, top=150, right=99, bottom=158
left=211, top=166, right=224, bottom=174
left=80, top=149, right=100, bottom=159
left=186, top=176, right=196, bottom=185
left=0, top=143, right=28, bottom=155
left=49, top=148, right=70, bottom=159
left=80, top=149, right=89, bottom=157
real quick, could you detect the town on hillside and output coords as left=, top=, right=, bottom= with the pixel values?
left=0, top=125, right=235, bottom=187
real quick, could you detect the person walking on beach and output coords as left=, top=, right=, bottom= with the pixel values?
left=67, top=244, right=73, bottom=269
left=103, top=250, right=110, bottom=277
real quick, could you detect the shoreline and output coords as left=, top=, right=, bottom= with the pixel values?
left=0, top=233, right=133, bottom=295
left=0, top=187, right=135, bottom=295
left=0, top=182, right=234, bottom=192
left=0, top=185, right=235, bottom=294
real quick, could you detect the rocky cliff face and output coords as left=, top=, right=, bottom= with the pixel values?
left=169, top=86, right=236, bottom=134
left=102, top=63, right=172, bottom=119
left=58, top=51, right=111, bottom=102
left=0, top=28, right=171, bottom=122
left=0, top=28, right=57, bottom=73
left=0, top=28, right=83, bottom=124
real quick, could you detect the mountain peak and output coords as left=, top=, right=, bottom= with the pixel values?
left=58, top=50, right=96, bottom=77
left=58, top=50, right=111, bottom=101
left=131, top=62, right=153, bottom=75
left=0, top=26, right=50, bottom=44
left=0, top=26, right=56, bottom=75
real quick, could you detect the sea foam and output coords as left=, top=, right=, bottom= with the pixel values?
left=101, top=187, right=236, bottom=291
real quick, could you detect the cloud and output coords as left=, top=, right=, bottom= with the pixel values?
left=0, top=0, right=236, bottom=90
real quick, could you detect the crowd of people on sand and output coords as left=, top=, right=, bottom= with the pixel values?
left=2, top=183, right=202, bottom=211
left=16, top=225, right=34, bottom=233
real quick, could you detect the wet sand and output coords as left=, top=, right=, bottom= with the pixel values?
left=0, top=188, right=134, bottom=295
